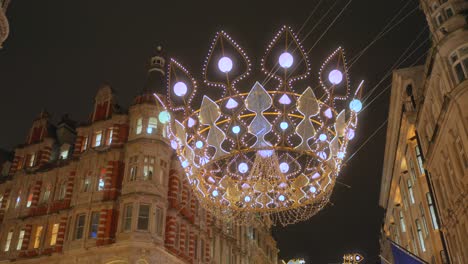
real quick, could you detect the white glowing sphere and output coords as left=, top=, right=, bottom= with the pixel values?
left=356, top=256, right=361, bottom=261
left=244, top=196, right=251, bottom=202
left=182, top=160, right=189, bottom=168
left=218, top=56, right=233, bottom=73
left=195, top=141, right=203, bottom=149
left=328, top=69, right=343, bottom=85
left=278, top=195, right=285, bottom=202
left=173, top=81, right=188, bottom=97
left=258, top=150, right=274, bottom=158
left=349, top=99, right=363, bottom=112
left=279, top=162, right=290, bottom=173
left=212, top=190, right=219, bottom=197
left=170, top=140, right=178, bottom=150
left=187, top=117, right=196, bottom=128
left=337, top=152, right=345, bottom=159
left=158, top=111, right=170, bottom=124
left=310, top=186, right=317, bottom=193
left=232, top=125, right=241, bottom=134
left=319, top=133, right=327, bottom=141
left=279, top=52, right=293, bottom=68
left=324, top=108, right=333, bottom=119
left=238, top=162, right=249, bottom=173
left=147, top=127, right=153, bottom=134
left=280, top=122, right=289, bottom=130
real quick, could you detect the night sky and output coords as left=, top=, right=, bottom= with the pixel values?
left=0, top=0, right=428, bottom=263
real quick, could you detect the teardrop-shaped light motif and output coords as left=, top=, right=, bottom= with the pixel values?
left=167, top=59, right=197, bottom=113
left=261, top=25, right=311, bottom=90
left=203, top=31, right=251, bottom=96
left=245, top=82, right=273, bottom=148
left=319, top=47, right=350, bottom=102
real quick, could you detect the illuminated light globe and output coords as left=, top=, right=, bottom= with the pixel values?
left=173, top=81, right=188, bottom=96
left=218, top=56, right=233, bottom=73
left=328, top=69, right=343, bottom=85
left=164, top=26, right=363, bottom=227
left=158, top=110, right=170, bottom=124
left=279, top=52, right=293, bottom=68
left=349, top=99, right=363, bottom=112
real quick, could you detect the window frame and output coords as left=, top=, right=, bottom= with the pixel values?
left=16, top=229, right=25, bottom=250
left=33, top=226, right=43, bottom=249
left=75, top=214, right=86, bottom=240
left=89, top=212, right=100, bottom=239
left=123, top=203, right=133, bottom=231
left=137, top=204, right=150, bottom=231
left=449, top=45, right=468, bottom=83
left=4, top=231, right=13, bottom=251
left=50, top=223, right=59, bottom=246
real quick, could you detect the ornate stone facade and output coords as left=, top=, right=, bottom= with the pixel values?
left=0, top=51, right=279, bottom=264
left=379, top=0, right=467, bottom=263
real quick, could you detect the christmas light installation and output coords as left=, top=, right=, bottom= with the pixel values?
left=162, top=25, right=364, bottom=226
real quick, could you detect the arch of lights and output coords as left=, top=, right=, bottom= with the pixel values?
left=158, top=26, right=364, bottom=226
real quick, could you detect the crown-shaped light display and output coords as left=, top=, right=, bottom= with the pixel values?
left=158, top=26, right=364, bottom=226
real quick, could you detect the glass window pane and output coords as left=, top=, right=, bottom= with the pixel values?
left=89, top=212, right=100, bottom=238
left=137, top=204, right=150, bottom=230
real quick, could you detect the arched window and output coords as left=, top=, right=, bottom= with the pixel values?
left=147, top=117, right=157, bottom=134
left=449, top=45, right=468, bottom=83
left=136, top=118, right=143, bottom=135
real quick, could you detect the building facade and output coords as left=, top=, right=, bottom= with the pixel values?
left=379, top=0, right=468, bottom=263
left=0, top=50, right=279, bottom=264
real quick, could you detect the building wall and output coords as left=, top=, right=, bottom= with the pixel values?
left=0, top=84, right=279, bottom=264
left=380, top=1, right=468, bottom=263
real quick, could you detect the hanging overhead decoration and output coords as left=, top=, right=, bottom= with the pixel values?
left=160, top=25, right=364, bottom=226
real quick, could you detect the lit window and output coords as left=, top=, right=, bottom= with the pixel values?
left=34, top=226, right=43, bottom=249
left=4, top=231, right=12, bottom=251
left=136, top=118, right=143, bottom=135
left=89, top=212, right=100, bottom=238
left=0, top=195, right=3, bottom=208
left=16, top=230, right=25, bottom=250
left=399, top=211, right=406, bottom=233
left=426, top=192, right=439, bottom=230
left=93, top=131, right=103, bottom=147
left=123, top=204, right=133, bottom=231
left=98, top=169, right=105, bottom=191
left=407, top=179, right=415, bottom=204
left=147, top=117, right=157, bottom=134
left=50, top=223, right=59, bottom=246
left=128, top=156, right=138, bottom=181
left=75, top=214, right=86, bottom=240
left=455, top=136, right=467, bottom=169
left=41, top=185, right=50, bottom=203
left=29, top=153, right=36, bottom=167
left=106, top=128, right=113, bottom=145
left=60, top=150, right=68, bottom=159
left=155, top=207, right=164, bottom=236
left=416, top=219, right=426, bottom=252
left=415, top=146, right=425, bottom=175
left=15, top=190, right=21, bottom=208
left=143, top=156, right=155, bottom=181
left=450, top=46, right=468, bottom=83
left=81, top=136, right=89, bottom=152
left=408, top=159, right=417, bottom=181
left=137, top=204, right=150, bottom=230
left=26, top=190, right=33, bottom=208
left=83, top=177, right=91, bottom=192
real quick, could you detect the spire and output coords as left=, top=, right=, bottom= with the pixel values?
left=143, top=44, right=166, bottom=95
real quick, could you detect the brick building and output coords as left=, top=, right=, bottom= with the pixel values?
left=379, top=0, right=467, bottom=263
left=0, top=49, right=279, bottom=264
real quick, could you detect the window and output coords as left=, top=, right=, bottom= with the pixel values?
left=34, top=226, right=43, bottom=249
left=407, top=179, right=415, bottom=204
left=128, top=156, right=138, bottom=181
left=455, top=136, right=467, bottom=169
left=15, top=190, right=21, bottom=208
left=4, top=231, right=12, bottom=251
left=58, top=182, right=67, bottom=200
left=143, top=156, right=155, bottom=181
left=93, top=131, right=103, bottom=147
left=408, top=159, right=417, bottom=181
left=89, top=212, right=100, bottom=238
left=450, top=46, right=468, bottom=83
left=137, top=204, right=150, bottom=230
left=436, top=13, right=444, bottom=26
left=81, top=136, right=89, bottom=152
left=83, top=177, right=91, bottom=192
left=28, top=153, right=36, bottom=167
left=445, top=7, right=454, bottom=18
left=16, top=230, right=25, bottom=250
left=123, top=204, right=133, bottom=231
left=60, top=149, right=69, bottom=159
left=419, top=204, right=429, bottom=236
left=41, top=184, right=51, bottom=203
left=75, top=214, right=86, bottom=240
left=426, top=192, right=439, bottom=230
left=147, top=117, right=157, bottom=134
left=105, top=128, right=113, bottom=145
left=26, top=190, right=33, bottom=208
left=136, top=118, right=143, bottom=135
left=416, top=219, right=426, bottom=252
left=155, top=207, right=163, bottom=236
left=50, top=223, right=59, bottom=246
left=98, top=169, right=105, bottom=191
left=415, top=146, right=425, bottom=175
